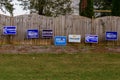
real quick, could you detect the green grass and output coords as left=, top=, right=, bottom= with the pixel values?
left=0, top=53, right=120, bottom=80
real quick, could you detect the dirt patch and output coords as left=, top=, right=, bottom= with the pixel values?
left=0, top=45, right=120, bottom=54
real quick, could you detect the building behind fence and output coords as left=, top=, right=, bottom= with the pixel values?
left=0, top=14, right=120, bottom=45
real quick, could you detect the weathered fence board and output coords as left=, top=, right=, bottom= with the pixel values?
left=0, top=14, right=120, bottom=45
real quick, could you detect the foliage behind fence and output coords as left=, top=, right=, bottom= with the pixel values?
left=0, top=14, right=120, bottom=45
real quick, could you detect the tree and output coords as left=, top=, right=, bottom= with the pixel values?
left=112, top=0, right=120, bottom=16
left=79, top=0, right=94, bottom=18
left=0, top=0, right=14, bottom=16
left=94, top=0, right=112, bottom=17
left=18, top=0, right=72, bottom=17
left=94, top=0, right=112, bottom=10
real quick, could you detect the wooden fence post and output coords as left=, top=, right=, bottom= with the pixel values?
left=7, top=15, right=14, bottom=44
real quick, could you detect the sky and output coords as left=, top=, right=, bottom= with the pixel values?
left=71, top=0, right=79, bottom=15
left=0, top=0, right=30, bottom=16
left=12, top=0, right=30, bottom=16
left=0, top=0, right=79, bottom=16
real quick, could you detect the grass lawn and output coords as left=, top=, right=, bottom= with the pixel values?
left=0, top=53, right=120, bottom=80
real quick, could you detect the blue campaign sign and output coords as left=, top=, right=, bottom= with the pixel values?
left=27, top=29, right=39, bottom=39
left=3, top=26, right=16, bottom=35
left=42, top=29, right=53, bottom=38
left=85, top=35, right=98, bottom=43
left=106, top=32, right=117, bottom=40
left=54, top=36, right=67, bottom=46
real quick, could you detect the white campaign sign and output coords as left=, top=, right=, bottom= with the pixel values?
left=68, top=35, right=81, bottom=43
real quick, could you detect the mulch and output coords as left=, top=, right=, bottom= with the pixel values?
left=0, top=45, right=120, bottom=54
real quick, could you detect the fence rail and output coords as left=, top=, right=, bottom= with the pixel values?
left=0, top=14, right=120, bottom=45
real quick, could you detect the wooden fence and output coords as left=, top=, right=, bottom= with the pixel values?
left=0, top=13, right=120, bottom=45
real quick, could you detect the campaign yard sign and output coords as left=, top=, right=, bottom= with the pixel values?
left=85, top=34, right=98, bottom=43
left=42, top=29, right=53, bottom=38
left=27, top=29, right=39, bottom=39
left=3, top=26, right=16, bottom=35
left=68, top=35, right=81, bottom=43
left=54, top=36, right=67, bottom=46
left=106, top=32, right=117, bottom=40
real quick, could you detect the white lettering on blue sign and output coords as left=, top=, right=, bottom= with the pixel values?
left=27, top=29, right=39, bottom=39
left=85, top=35, right=98, bottom=43
left=3, top=26, right=16, bottom=35
left=106, top=32, right=117, bottom=40
left=54, top=36, right=67, bottom=46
